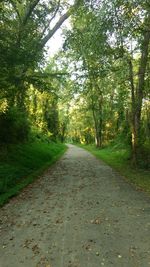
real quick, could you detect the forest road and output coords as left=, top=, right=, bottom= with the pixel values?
left=0, top=144, right=150, bottom=267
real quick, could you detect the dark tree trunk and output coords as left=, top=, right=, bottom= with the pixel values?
left=92, top=95, right=103, bottom=148
left=129, top=14, right=150, bottom=163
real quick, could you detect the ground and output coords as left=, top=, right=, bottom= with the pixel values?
left=0, top=144, right=150, bottom=267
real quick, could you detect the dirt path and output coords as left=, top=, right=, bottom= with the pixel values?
left=0, top=144, right=150, bottom=267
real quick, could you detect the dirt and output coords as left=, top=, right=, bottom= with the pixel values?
left=0, top=144, right=150, bottom=267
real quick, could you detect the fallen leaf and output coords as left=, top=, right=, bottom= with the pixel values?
left=32, top=244, right=40, bottom=254
left=55, top=219, right=63, bottom=224
left=118, top=254, right=122, bottom=258
left=91, top=218, right=101, bottom=224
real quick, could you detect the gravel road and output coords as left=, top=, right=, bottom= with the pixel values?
left=0, top=144, right=150, bottom=267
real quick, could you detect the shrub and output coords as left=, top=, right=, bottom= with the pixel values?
left=0, top=107, right=30, bottom=144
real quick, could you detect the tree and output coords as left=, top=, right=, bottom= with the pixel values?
left=62, top=0, right=150, bottom=163
left=107, top=0, right=150, bottom=162
left=0, top=0, right=82, bottom=143
left=63, top=4, right=116, bottom=147
left=0, top=0, right=81, bottom=106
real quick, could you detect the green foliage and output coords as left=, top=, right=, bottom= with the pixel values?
left=0, top=0, right=77, bottom=102
left=135, top=145, right=150, bottom=169
left=0, top=0, right=149, bottom=193
left=27, top=85, right=60, bottom=141
left=0, top=107, right=30, bottom=144
left=29, top=127, right=52, bottom=143
left=0, top=0, right=79, bottom=146
left=0, top=141, right=67, bottom=205
left=62, top=0, right=150, bottom=161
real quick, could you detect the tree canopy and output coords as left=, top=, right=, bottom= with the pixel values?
left=0, top=0, right=149, bottom=166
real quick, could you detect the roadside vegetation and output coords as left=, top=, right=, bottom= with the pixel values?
left=0, top=141, right=66, bottom=206
left=0, top=1, right=149, bottom=205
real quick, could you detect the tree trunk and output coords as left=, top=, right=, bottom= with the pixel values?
left=95, top=129, right=101, bottom=148
left=91, top=96, right=103, bottom=148
left=129, top=14, right=150, bottom=163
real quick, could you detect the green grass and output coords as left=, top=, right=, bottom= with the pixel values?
left=79, top=144, right=150, bottom=195
left=0, top=141, right=67, bottom=206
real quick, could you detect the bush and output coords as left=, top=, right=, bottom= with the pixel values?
left=0, top=107, right=30, bottom=144
left=136, top=145, right=150, bottom=169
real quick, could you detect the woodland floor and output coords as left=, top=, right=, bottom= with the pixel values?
left=0, top=144, right=150, bottom=267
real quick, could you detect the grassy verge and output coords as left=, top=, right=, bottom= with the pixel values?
left=79, top=144, right=150, bottom=195
left=0, top=142, right=67, bottom=206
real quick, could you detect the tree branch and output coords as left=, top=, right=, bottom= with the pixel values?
left=22, top=0, right=41, bottom=26
left=40, top=0, right=82, bottom=48
left=41, top=0, right=61, bottom=37
left=40, top=11, right=70, bottom=48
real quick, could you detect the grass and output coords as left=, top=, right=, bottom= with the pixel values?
left=79, top=144, right=150, bottom=195
left=0, top=141, right=67, bottom=206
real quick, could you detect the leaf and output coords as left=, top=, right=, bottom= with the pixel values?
left=90, top=218, right=102, bottom=224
